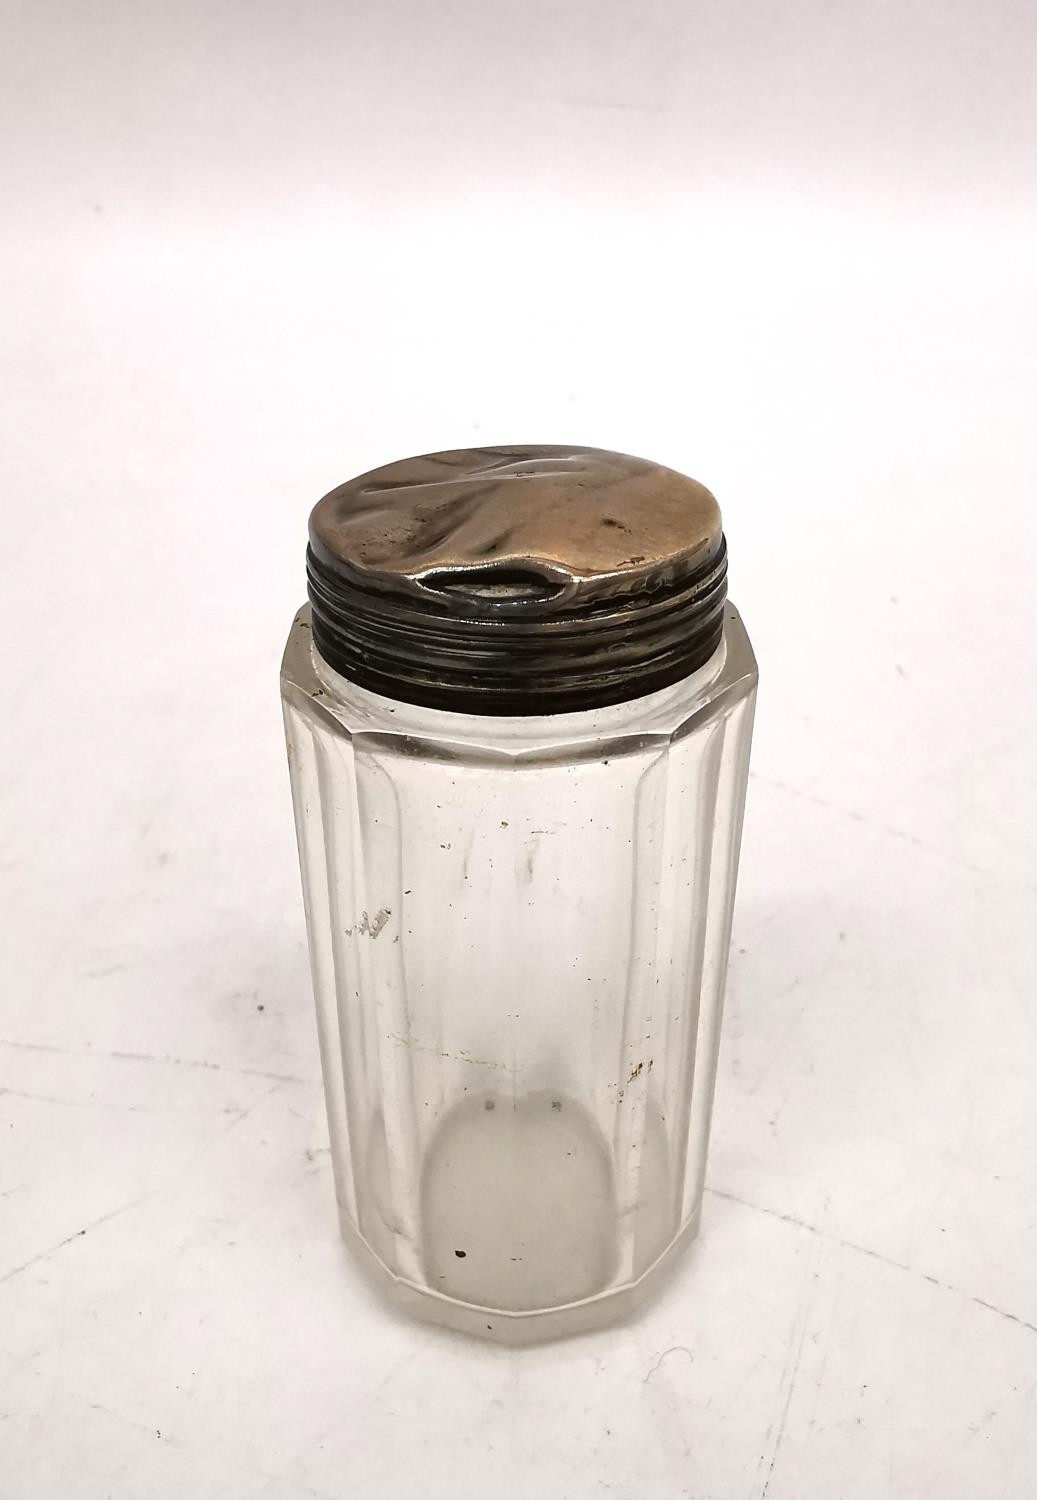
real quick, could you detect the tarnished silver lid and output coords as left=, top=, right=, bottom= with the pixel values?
left=306, top=446, right=728, bottom=714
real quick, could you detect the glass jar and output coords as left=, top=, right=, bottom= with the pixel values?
left=281, top=447, right=757, bottom=1341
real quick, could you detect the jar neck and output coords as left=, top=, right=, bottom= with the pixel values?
left=309, top=606, right=732, bottom=753
left=306, top=532, right=728, bottom=717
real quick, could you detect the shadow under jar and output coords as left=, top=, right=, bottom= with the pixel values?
left=281, top=445, right=757, bottom=1342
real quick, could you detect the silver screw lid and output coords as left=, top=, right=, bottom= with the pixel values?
left=306, top=445, right=728, bottom=714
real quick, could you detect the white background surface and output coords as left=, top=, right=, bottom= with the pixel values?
left=3, top=2, right=1037, bottom=1496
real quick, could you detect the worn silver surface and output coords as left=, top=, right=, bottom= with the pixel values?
left=309, top=445, right=722, bottom=606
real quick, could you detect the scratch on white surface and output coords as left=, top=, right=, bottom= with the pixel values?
left=970, top=1297, right=1037, bottom=1336
left=88, top=1400, right=179, bottom=1444
left=962, top=1407, right=998, bottom=1446
left=642, top=1345, right=694, bottom=1383
left=1, top=1080, right=289, bottom=1289
left=107, top=1050, right=310, bottom=1085
left=748, top=770, right=1037, bottom=894
left=0, top=1086, right=225, bottom=1113
left=0, top=1037, right=311, bottom=1086
left=759, top=1261, right=819, bottom=1498
left=0, top=1197, right=148, bottom=1286
left=186, top=1079, right=292, bottom=1164
left=708, top=1187, right=1037, bottom=1337
left=373, top=1330, right=442, bottom=1393
left=742, top=1205, right=824, bottom=1500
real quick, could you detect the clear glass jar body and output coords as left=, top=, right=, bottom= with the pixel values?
left=281, top=603, right=757, bottom=1342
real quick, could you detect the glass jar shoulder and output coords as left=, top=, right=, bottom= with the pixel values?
left=281, top=603, right=756, bottom=765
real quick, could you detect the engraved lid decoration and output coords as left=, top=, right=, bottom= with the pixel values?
left=306, top=446, right=728, bottom=714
